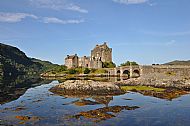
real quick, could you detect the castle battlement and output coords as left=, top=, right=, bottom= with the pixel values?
left=65, top=42, right=112, bottom=69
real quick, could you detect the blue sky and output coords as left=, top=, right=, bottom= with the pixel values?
left=0, top=0, right=190, bottom=65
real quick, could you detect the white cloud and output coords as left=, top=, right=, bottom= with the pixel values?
left=0, top=12, right=84, bottom=25
left=0, top=12, right=38, bottom=23
left=165, top=40, right=176, bottom=46
left=30, top=0, right=88, bottom=13
left=43, top=17, right=84, bottom=24
left=66, top=3, right=88, bottom=13
left=113, top=0, right=149, bottom=5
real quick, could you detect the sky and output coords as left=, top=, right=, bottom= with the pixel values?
left=0, top=0, right=190, bottom=65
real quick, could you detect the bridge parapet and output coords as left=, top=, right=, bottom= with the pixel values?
left=106, top=65, right=190, bottom=78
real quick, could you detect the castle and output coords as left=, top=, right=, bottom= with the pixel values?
left=65, top=42, right=112, bottom=69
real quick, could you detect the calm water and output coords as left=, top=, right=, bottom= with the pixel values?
left=0, top=78, right=190, bottom=126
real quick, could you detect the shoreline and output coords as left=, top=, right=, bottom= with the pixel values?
left=42, top=72, right=190, bottom=90
left=115, top=75, right=190, bottom=91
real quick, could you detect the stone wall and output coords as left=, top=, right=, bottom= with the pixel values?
left=140, top=65, right=190, bottom=78
left=91, top=42, right=112, bottom=63
left=65, top=55, right=79, bottom=68
left=107, top=65, right=190, bottom=78
left=89, top=57, right=103, bottom=69
left=65, top=42, right=113, bottom=69
left=78, top=56, right=90, bottom=68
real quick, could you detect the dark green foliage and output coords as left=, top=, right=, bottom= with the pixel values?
left=90, top=68, right=96, bottom=73
left=0, top=75, right=52, bottom=104
left=84, top=68, right=90, bottom=74
left=103, top=62, right=116, bottom=68
left=75, top=67, right=83, bottom=74
left=48, top=65, right=67, bottom=73
left=120, top=61, right=138, bottom=66
left=68, top=69, right=77, bottom=74
left=0, top=43, right=58, bottom=77
left=31, top=58, right=59, bottom=72
left=58, top=65, right=67, bottom=72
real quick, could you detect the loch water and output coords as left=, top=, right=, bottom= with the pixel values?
left=0, top=77, right=190, bottom=126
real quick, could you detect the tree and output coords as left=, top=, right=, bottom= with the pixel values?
left=74, top=67, right=83, bottom=74
left=57, top=65, right=67, bottom=72
left=103, top=62, right=116, bottom=68
left=68, top=69, right=77, bottom=74
left=83, top=68, right=90, bottom=74
left=120, top=61, right=138, bottom=66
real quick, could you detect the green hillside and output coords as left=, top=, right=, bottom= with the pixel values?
left=0, top=43, right=58, bottom=77
left=164, top=60, right=190, bottom=65
left=31, top=58, right=59, bottom=72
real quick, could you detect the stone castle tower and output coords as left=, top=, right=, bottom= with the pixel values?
left=91, top=42, right=112, bottom=63
left=65, top=42, right=112, bottom=69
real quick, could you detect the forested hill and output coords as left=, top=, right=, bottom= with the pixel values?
left=31, top=58, right=59, bottom=72
left=0, top=43, right=58, bottom=77
left=164, top=60, right=190, bottom=65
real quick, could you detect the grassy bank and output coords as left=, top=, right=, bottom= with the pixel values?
left=121, top=86, right=165, bottom=92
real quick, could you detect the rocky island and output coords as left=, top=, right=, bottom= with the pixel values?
left=115, top=73, right=190, bottom=90
left=50, top=80, right=124, bottom=96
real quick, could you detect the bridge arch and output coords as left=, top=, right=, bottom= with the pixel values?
left=133, top=69, right=140, bottom=77
left=123, top=70, right=130, bottom=78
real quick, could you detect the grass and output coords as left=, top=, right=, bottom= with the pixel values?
left=121, top=86, right=165, bottom=92
left=165, top=71, right=176, bottom=76
left=91, top=69, right=107, bottom=74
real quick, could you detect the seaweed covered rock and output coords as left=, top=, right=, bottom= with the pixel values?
left=50, top=80, right=124, bottom=96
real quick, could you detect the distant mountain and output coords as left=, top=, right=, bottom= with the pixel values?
left=164, top=60, right=190, bottom=65
left=0, top=43, right=58, bottom=77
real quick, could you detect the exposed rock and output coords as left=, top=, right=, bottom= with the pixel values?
left=14, top=106, right=27, bottom=112
left=15, top=115, right=40, bottom=121
left=73, top=105, right=140, bottom=122
left=137, top=89, right=188, bottom=100
left=73, top=100, right=100, bottom=106
left=50, top=80, right=124, bottom=96
left=115, top=73, right=190, bottom=90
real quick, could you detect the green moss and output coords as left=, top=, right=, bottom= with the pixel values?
left=165, top=71, right=176, bottom=76
left=121, top=86, right=165, bottom=92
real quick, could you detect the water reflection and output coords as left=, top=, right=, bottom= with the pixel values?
left=42, top=76, right=129, bottom=83
left=0, top=78, right=190, bottom=126
left=62, top=96, right=113, bottom=107
left=0, top=75, right=52, bottom=105
left=49, top=80, right=140, bottom=123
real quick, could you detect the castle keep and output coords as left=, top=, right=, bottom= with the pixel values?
left=65, top=42, right=112, bottom=69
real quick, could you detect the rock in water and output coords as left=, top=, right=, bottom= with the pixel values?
left=50, top=80, right=124, bottom=96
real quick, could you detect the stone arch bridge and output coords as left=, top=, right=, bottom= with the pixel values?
left=105, top=65, right=190, bottom=78
left=105, top=65, right=141, bottom=78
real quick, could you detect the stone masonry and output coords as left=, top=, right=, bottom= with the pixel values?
left=65, top=42, right=112, bottom=69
